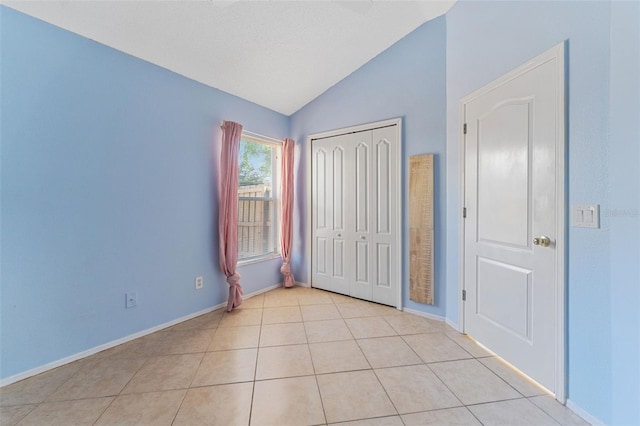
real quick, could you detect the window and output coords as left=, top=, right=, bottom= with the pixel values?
left=237, top=134, right=281, bottom=262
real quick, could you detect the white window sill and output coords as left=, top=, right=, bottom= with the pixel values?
left=238, top=253, right=282, bottom=267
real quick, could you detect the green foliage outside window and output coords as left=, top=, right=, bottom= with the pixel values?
left=239, top=139, right=272, bottom=186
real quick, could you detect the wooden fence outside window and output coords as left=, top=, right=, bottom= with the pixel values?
left=238, top=184, right=274, bottom=259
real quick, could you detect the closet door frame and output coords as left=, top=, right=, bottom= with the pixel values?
left=306, top=118, right=403, bottom=309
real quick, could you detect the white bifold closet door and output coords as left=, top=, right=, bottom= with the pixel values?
left=312, top=125, right=398, bottom=306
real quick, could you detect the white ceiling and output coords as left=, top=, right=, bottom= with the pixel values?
left=2, top=1, right=455, bottom=116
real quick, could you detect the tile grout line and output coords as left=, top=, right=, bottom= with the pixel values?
left=91, top=354, right=151, bottom=424
left=168, top=387, right=190, bottom=426
left=422, top=359, right=467, bottom=411
left=442, top=332, right=476, bottom=358
left=370, top=366, right=403, bottom=421
left=0, top=369, right=71, bottom=421
left=526, top=395, right=576, bottom=425
left=306, top=312, right=329, bottom=425
left=173, top=313, right=222, bottom=425
left=91, top=395, right=118, bottom=425
left=247, top=299, right=266, bottom=426
left=177, top=336, right=211, bottom=423
left=475, top=357, right=534, bottom=400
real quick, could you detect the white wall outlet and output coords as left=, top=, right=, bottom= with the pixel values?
left=572, top=204, right=600, bottom=228
left=195, top=276, right=204, bottom=290
left=126, top=292, right=137, bottom=308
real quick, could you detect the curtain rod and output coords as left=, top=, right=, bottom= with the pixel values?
left=220, top=122, right=283, bottom=144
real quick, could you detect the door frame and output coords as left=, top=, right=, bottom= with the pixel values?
left=457, top=43, right=566, bottom=402
left=305, top=117, right=403, bottom=309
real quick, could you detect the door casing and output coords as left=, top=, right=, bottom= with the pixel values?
left=457, top=43, right=566, bottom=403
left=305, top=118, right=403, bottom=309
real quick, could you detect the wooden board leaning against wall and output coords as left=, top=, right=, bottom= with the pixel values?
left=409, top=154, right=434, bottom=305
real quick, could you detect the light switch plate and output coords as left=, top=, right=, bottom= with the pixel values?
left=572, top=204, right=600, bottom=228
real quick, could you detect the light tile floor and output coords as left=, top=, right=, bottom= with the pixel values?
left=0, top=286, right=590, bottom=426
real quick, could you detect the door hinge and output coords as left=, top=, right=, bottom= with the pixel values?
left=463, top=207, right=467, bottom=218
left=462, top=289, right=467, bottom=301
left=463, top=123, right=467, bottom=134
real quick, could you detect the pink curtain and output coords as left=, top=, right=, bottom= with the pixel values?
left=280, top=138, right=296, bottom=288
left=219, top=121, right=243, bottom=311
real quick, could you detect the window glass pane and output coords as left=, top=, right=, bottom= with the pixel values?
left=238, top=138, right=278, bottom=260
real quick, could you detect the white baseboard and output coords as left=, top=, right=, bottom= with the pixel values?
left=566, top=399, right=606, bottom=426
left=402, top=307, right=446, bottom=322
left=0, top=284, right=281, bottom=388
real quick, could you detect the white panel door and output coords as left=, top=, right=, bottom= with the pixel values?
left=312, top=136, right=348, bottom=295
left=312, top=124, right=399, bottom=307
left=349, top=130, right=373, bottom=301
left=463, top=46, right=564, bottom=393
left=370, top=126, right=399, bottom=306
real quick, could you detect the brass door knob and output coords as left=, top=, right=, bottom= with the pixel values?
left=533, top=236, right=551, bottom=247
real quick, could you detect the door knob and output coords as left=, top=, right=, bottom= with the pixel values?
left=533, top=236, right=551, bottom=247
left=361, top=236, right=366, bottom=240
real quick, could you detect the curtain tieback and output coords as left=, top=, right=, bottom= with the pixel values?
left=226, top=272, right=241, bottom=287
left=280, top=262, right=291, bottom=275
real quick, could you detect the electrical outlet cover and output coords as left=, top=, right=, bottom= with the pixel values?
left=195, top=276, right=204, bottom=289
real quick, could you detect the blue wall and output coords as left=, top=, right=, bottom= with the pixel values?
left=290, top=16, right=447, bottom=316
left=0, top=7, right=287, bottom=380
left=609, top=2, right=640, bottom=425
left=446, top=1, right=639, bottom=424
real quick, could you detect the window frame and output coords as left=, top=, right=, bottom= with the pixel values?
left=236, top=132, right=282, bottom=265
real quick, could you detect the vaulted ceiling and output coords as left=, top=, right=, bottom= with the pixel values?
left=2, top=1, right=455, bottom=115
